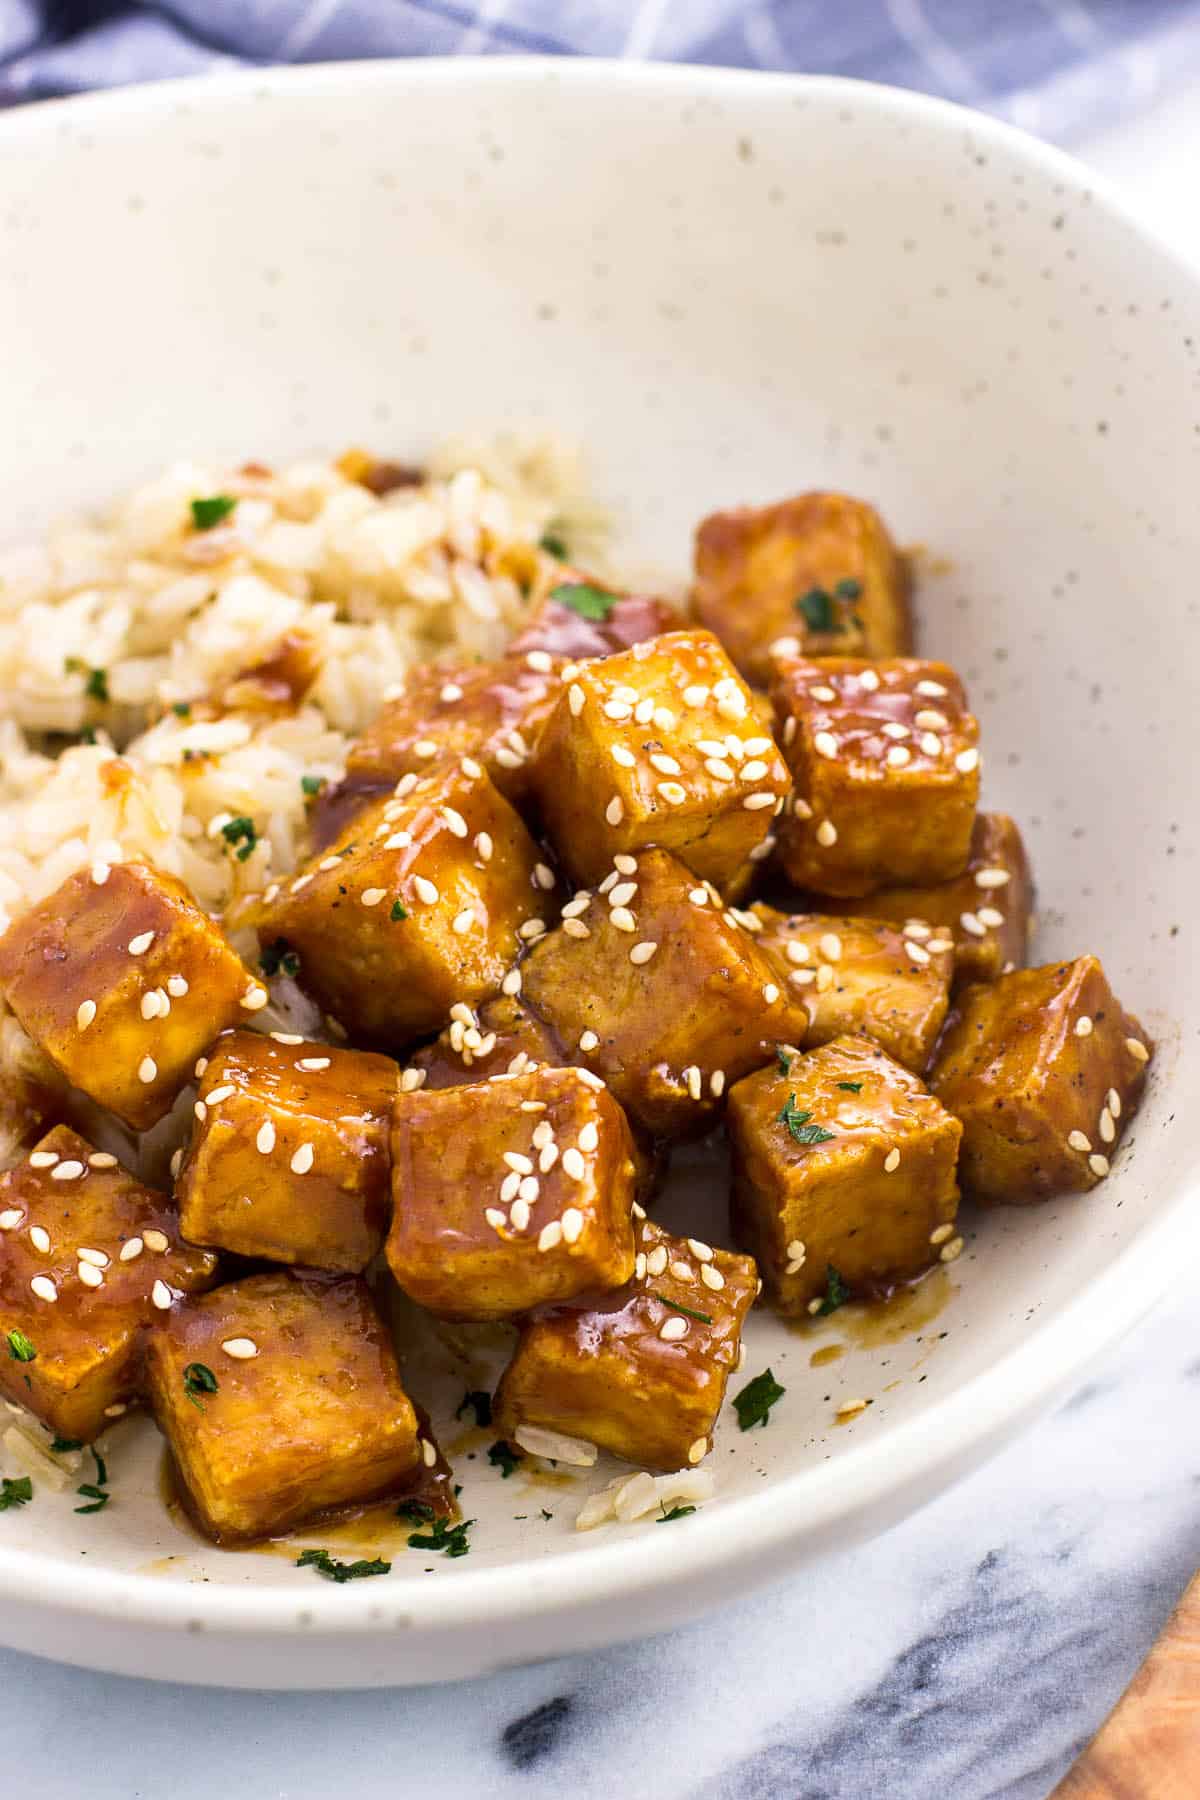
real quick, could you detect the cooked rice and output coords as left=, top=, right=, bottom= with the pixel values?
left=0, top=435, right=604, bottom=935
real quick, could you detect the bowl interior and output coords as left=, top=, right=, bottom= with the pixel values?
left=0, top=62, right=1197, bottom=1661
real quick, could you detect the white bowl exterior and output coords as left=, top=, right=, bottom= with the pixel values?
left=0, top=60, right=1198, bottom=1687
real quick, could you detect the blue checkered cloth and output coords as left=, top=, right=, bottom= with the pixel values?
left=2, top=1, right=1200, bottom=143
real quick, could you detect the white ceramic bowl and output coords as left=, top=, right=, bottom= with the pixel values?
left=1, top=58, right=1197, bottom=1690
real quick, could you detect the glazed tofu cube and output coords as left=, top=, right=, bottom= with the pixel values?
left=387, top=1065, right=638, bottom=1320
left=176, top=1029, right=398, bottom=1272
left=531, top=629, right=789, bottom=890
left=145, top=1270, right=422, bottom=1544
left=0, top=862, right=259, bottom=1131
left=816, top=813, right=1034, bottom=988
left=751, top=906, right=953, bottom=1072
left=255, top=759, right=551, bottom=1044
left=327, top=651, right=565, bottom=822
left=510, top=571, right=684, bottom=663
left=693, top=491, right=912, bottom=687
left=0, top=1125, right=217, bottom=1441
left=728, top=1035, right=962, bottom=1316
left=931, top=956, right=1152, bottom=1204
left=772, top=655, right=980, bottom=897
left=494, top=1218, right=758, bottom=1472
left=519, top=847, right=810, bottom=1139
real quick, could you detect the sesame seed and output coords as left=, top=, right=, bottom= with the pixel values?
left=744, top=737, right=774, bottom=756
left=413, top=739, right=438, bottom=759
left=296, top=1057, right=331, bottom=1073
left=476, top=832, right=494, bottom=862
left=51, top=1159, right=86, bottom=1183
left=270, top=1033, right=303, bottom=1045
left=683, top=684, right=709, bottom=707
left=562, top=895, right=591, bottom=918
left=658, top=781, right=687, bottom=805
left=610, top=744, right=636, bottom=769
left=439, top=807, right=469, bottom=840
left=558, top=1207, right=584, bottom=1246
left=605, top=796, right=624, bottom=826
left=117, top=1238, right=143, bottom=1263
left=763, top=983, right=780, bottom=1005
left=700, top=1263, right=725, bottom=1291
left=518, top=1175, right=540, bottom=1204
left=143, top=1229, right=169, bottom=1253
left=705, top=758, right=735, bottom=782
left=603, top=700, right=632, bottom=722
left=290, top=874, right=314, bottom=894
left=629, top=941, right=658, bottom=966
left=783, top=716, right=797, bottom=745
left=414, top=876, right=439, bottom=905
left=290, top=1143, right=314, bottom=1175
left=562, top=1147, right=586, bottom=1181
left=1126, top=1037, right=1149, bottom=1063
left=569, top=683, right=585, bottom=716
left=955, top=748, right=979, bottom=774
left=609, top=907, right=636, bottom=933
left=608, top=881, right=638, bottom=909
left=650, top=752, right=681, bottom=777
left=816, top=819, right=838, bottom=847
left=741, top=759, right=770, bottom=783
left=818, top=933, right=843, bottom=963
left=256, top=1121, right=276, bottom=1154
left=538, top=1220, right=563, bottom=1253
left=503, top=1151, right=534, bottom=1175
left=613, top=853, right=638, bottom=875
left=318, top=856, right=342, bottom=872
left=1098, top=1108, right=1116, bottom=1144
left=711, top=1070, right=726, bottom=1097
left=421, top=1438, right=437, bottom=1469
left=959, top=911, right=987, bottom=938
left=225, top=1342, right=265, bottom=1372
left=452, top=907, right=475, bottom=935
left=539, top=1143, right=560, bottom=1173
left=561, top=917, right=590, bottom=940
left=635, top=1252, right=647, bottom=1279
left=919, top=733, right=942, bottom=757
left=645, top=1244, right=669, bottom=1278
left=1088, top=1153, right=1111, bottom=1178
left=28, top=1152, right=58, bottom=1169
left=815, top=963, right=835, bottom=993
left=578, top=1121, right=599, bottom=1153
left=0, top=1210, right=22, bottom=1230
left=633, top=698, right=654, bottom=725
left=1075, top=1015, right=1094, bottom=1037
left=500, top=1171, right=521, bottom=1204
left=501, top=969, right=523, bottom=997
left=510, top=1197, right=532, bottom=1231
left=29, top=1225, right=50, bottom=1252
left=881, top=722, right=909, bottom=741
left=531, top=1121, right=554, bottom=1149
left=659, top=1316, right=689, bottom=1342
left=884, top=1148, right=901, bottom=1173
left=440, top=682, right=463, bottom=703
left=534, top=862, right=556, bottom=890
left=974, top=867, right=1011, bottom=890
left=30, top=1275, right=57, bottom=1303
left=786, top=1238, right=805, bottom=1260
left=242, top=986, right=268, bottom=1011
left=1067, top=1130, right=1091, bottom=1153
left=927, top=938, right=954, bottom=953
left=399, top=1068, right=427, bottom=1093
left=128, top=930, right=155, bottom=956
left=526, top=649, right=554, bottom=674
left=905, top=939, right=931, bottom=965
left=886, top=745, right=912, bottom=768
left=1108, top=1088, right=1122, bottom=1118
left=683, top=1064, right=702, bottom=1101
left=744, top=792, right=776, bottom=810
left=915, top=679, right=948, bottom=698
left=395, top=773, right=418, bottom=797
left=577, top=1069, right=605, bottom=1091
left=669, top=1259, right=694, bottom=1282
left=151, top=1279, right=173, bottom=1310
left=205, top=1085, right=235, bottom=1105
left=814, top=731, right=839, bottom=759
left=460, top=757, right=483, bottom=780
left=91, top=861, right=110, bottom=885
left=484, top=1208, right=506, bottom=1230
left=977, top=907, right=1006, bottom=929
left=138, top=1056, right=158, bottom=1085
left=75, top=999, right=97, bottom=1031
left=807, top=1297, right=824, bottom=1316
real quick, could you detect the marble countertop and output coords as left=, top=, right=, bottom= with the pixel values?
left=3, top=79, right=1200, bottom=1800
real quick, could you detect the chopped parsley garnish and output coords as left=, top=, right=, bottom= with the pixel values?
left=79, top=727, right=98, bottom=745
left=0, top=1476, right=33, bottom=1511
left=406, top=1516, right=474, bottom=1558
left=651, top=1293, right=713, bottom=1326
left=541, top=1509, right=553, bottom=1521
left=657, top=1503, right=697, bottom=1523
left=75, top=1448, right=111, bottom=1514
left=50, top=1436, right=82, bottom=1454
left=487, top=1440, right=522, bottom=1479
left=539, top=528, right=569, bottom=559
left=220, top=815, right=258, bottom=862
left=390, top=899, right=408, bottom=922
left=171, top=702, right=192, bottom=718
left=301, top=774, right=326, bottom=797
left=834, top=577, right=862, bottom=601
left=776, top=1047, right=793, bottom=1076
left=190, top=494, right=237, bottom=531
left=549, top=581, right=616, bottom=623
left=260, top=938, right=300, bottom=979
left=6, top=1328, right=36, bottom=1363
left=815, top=1264, right=850, bottom=1317
left=295, top=1548, right=391, bottom=1583
left=836, top=1081, right=863, bottom=1093
left=65, top=659, right=110, bottom=703
left=778, top=1094, right=837, bottom=1146
left=733, top=1368, right=786, bottom=1431
left=455, top=1389, right=492, bottom=1428
left=182, top=1362, right=219, bottom=1410
left=395, top=1498, right=436, bottom=1524
left=795, top=578, right=861, bottom=635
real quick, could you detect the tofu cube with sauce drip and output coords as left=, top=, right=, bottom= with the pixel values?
left=493, top=1217, right=758, bottom=1473
left=0, top=860, right=260, bottom=1131
left=751, top=906, right=954, bottom=1073
left=727, top=1036, right=962, bottom=1316
left=0, top=1125, right=217, bottom=1441
left=145, top=1269, right=423, bottom=1544
left=518, top=847, right=811, bottom=1140
left=253, top=758, right=552, bottom=1045
left=531, top=629, right=790, bottom=890
left=693, top=490, right=913, bottom=687
left=815, top=812, right=1034, bottom=989
left=931, top=956, right=1152, bottom=1204
left=387, top=1065, right=638, bottom=1320
left=509, top=571, right=684, bottom=663
left=771, top=656, right=980, bottom=898
left=176, top=1028, right=398, bottom=1272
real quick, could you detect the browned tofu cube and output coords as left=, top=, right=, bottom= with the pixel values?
left=254, top=759, right=552, bottom=1044
left=816, top=813, right=1034, bottom=988
left=145, top=1269, right=422, bottom=1544
left=176, top=1028, right=398, bottom=1272
left=324, top=651, right=565, bottom=826
left=387, top=1065, right=637, bottom=1320
left=0, top=862, right=260, bottom=1131
left=728, top=1035, right=962, bottom=1316
left=693, top=491, right=912, bottom=686
left=494, top=1217, right=758, bottom=1472
left=531, top=629, right=789, bottom=891
left=0, top=1125, right=217, bottom=1441
left=510, top=571, right=684, bottom=663
left=931, top=956, right=1152, bottom=1204
left=772, top=655, right=980, bottom=898
left=519, top=848, right=810, bottom=1139
left=751, top=906, right=953, bottom=1072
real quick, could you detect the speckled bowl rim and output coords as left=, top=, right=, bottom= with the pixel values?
left=0, top=54, right=1197, bottom=1653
